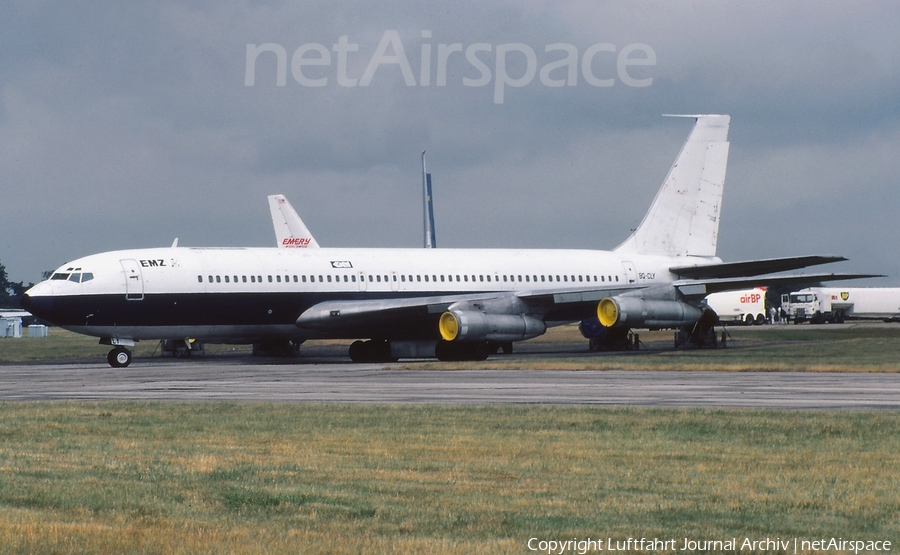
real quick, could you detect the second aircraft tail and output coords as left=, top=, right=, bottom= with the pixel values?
left=268, top=194, right=320, bottom=249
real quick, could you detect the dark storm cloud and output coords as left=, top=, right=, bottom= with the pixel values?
left=1, top=0, right=898, bottom=285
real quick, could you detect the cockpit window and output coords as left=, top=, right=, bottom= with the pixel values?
left=52, top=271, right=93, bottom=283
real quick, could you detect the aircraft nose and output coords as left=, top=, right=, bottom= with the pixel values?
left=19, top=290, right=54, bottom=321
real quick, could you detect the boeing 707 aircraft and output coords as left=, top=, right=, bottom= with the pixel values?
left=21, top=115, right=874, bottom=367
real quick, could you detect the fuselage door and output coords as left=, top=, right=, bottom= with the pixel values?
left=357, top=271, right=367, bottom=292
left=390, top=271, right=399, bottom=292
left=120, top=259, right=145, bottom=300
left=621, top=260, right=637, bottom=284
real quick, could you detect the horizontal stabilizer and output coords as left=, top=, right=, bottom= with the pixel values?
left=670, top=255, right=848, bottom=280
left=677, top=272, right=883, bottom=299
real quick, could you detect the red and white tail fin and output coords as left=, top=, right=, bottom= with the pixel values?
left=268, top=194, right=320, bottom=249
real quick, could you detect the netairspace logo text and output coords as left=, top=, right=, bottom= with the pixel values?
left=245, top=30, right=656, bottom=104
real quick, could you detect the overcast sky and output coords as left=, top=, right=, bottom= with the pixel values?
left=2, top=1, right=898, bottom=285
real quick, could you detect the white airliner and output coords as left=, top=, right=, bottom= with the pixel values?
left=22, top=115, right=873, bottom=367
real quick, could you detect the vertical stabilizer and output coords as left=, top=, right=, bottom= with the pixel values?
left=614, top=114, right=730, bottom=258
left=268, top=194, right=320, bottom=248
left=422, top=151, right=437, bottom=248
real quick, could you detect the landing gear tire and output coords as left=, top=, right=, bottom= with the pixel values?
left=108, top=347, right=132, bottom=368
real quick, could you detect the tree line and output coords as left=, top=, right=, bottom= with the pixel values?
left=0, top=260, right=34, bottom=309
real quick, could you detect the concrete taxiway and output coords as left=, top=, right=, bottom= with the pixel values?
left=1, top=358, right=898, bottom=409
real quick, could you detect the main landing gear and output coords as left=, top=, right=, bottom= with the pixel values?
left=107, top=346, right=132, bottom=368
left=348, top=339, right=507, bottom=362
left=349, top=340, right=397, bottom=363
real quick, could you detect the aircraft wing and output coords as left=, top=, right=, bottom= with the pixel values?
left=669, top=255, right=847, bottom=279
left=295, top=292, right=513, bottom=337
left=675, top=272, right=884, bottom=299
left=295, top=284, right=648, bottom=337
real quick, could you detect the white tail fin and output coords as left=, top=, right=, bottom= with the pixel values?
left=268, top=194, right=320, bottom=249
left=614, top=114, right=730, bottom=258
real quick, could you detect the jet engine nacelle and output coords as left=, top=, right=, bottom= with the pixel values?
left=439, top=310, right=546, bottom=342
left=597, top=296, right=703, bottom=329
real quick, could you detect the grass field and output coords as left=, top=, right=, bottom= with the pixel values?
left=2, top=326, right=898, bottom=553
left=408, top=324, right=900, bottom=372
left=3, top=324, right=900, bottom=373
left=0, top=403, right=897, bottom=554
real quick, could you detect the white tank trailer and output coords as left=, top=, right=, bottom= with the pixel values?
left=704, top=287, right=767, bottom=325
left=781, top=287, right=900, bottom=324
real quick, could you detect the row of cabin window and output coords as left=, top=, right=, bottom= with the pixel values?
left=197, top=273, right=619, bottom=285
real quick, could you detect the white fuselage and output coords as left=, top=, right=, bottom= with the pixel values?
left=24, top=246, right=700, bottom=343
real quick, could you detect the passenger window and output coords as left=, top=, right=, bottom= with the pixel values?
left=424, top=275, right=429, bottom=282
left=440, top=275, right=445, bottom=282
left=564, top=276, right=568, bottom=282
left=198, top=276, right=203, bottom=283
left=486, top=275, right=491, bottom=282
left=376, top=275, right=381, bottom=282
left=578, top=276, right=583, bottom=282
left=343, top=275, right=348, bottom=282
left=541, top=275, right=545, bottom=282
left=464, top=275, right=469, bottom=282
left=518, top=275, right=522, bottom=282
left=615, top=276, right=619, bottom=282
left=327, top=276, right=332, bottom=282
left=352, top=275, right=357, bottom=282
left=401, top=275, right=406, bottom=282
left=301, top=276, right=307, bottom=283
left=225, top=276, right=231, bottom=283
left=417, top=275, right=422, bottom=282
left=276, top=276, right=281, bottom=283
left=318, top=275, right=324, bottom=282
